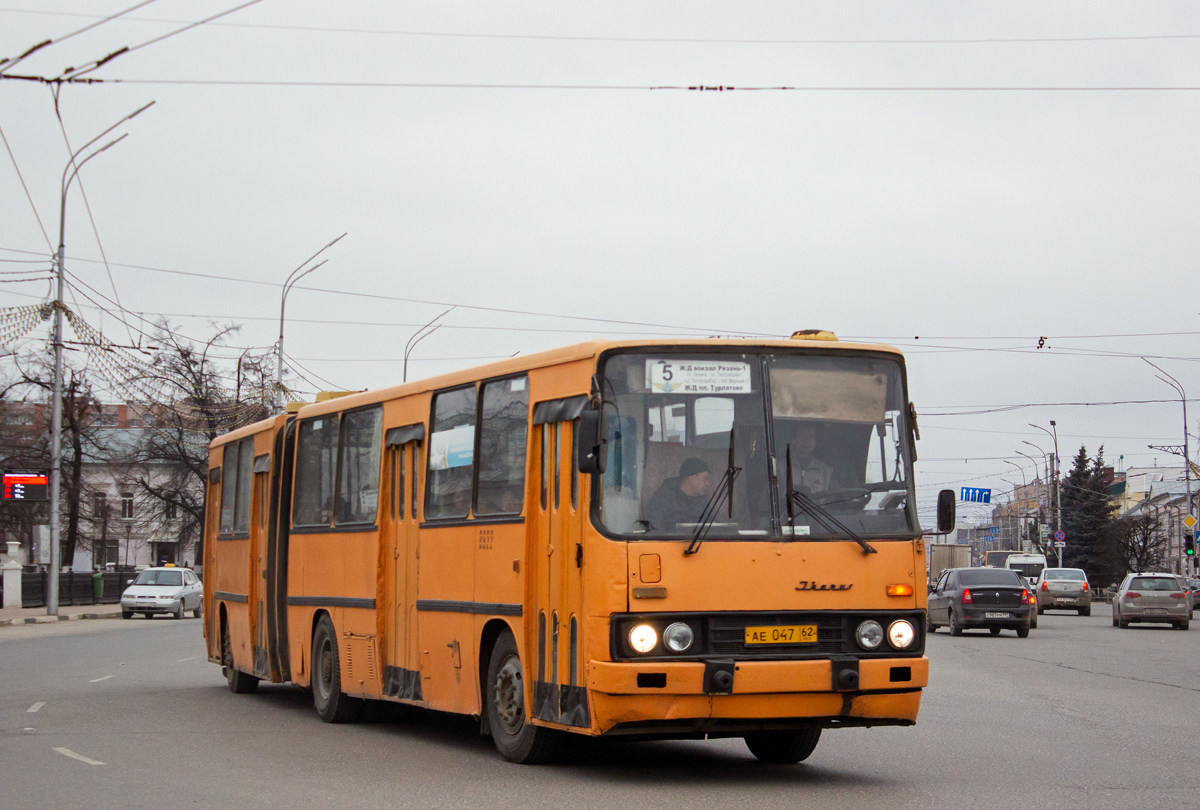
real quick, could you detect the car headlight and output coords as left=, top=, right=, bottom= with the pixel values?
left=663, top=622, right=694, bottom=653
left=855, top=620, right=884, bottom=650
left=888, top=620, right=916, bottom=649
left=628, top=624, right=658, bottom=654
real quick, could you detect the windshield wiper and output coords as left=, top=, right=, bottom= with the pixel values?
left=684, top=426, right=741, bottom=556
left=785, top=444, right=877, bottom=556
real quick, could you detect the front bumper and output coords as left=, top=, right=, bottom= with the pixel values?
left=122, top=599, right=181, bottom=614
left=584, top=657, right=927, bottom=735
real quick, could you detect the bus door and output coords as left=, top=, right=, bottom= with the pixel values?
left=383, top=426, right=423, bottom=702
left=530, top=416, right=587, bottom=727
left=251, top=452, right=271, bottom=679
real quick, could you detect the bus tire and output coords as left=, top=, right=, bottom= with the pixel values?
left=223, top=621, right=259, bottom=694
left=311, top=614, right=362, bottom=723
left=486, top=629, right=558, bottom=763
left=744, top=727, right=821, bottom=764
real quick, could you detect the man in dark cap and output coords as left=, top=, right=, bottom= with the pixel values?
left=644, top=457, right=712, bottom=531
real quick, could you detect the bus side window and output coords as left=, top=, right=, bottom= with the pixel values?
left=411, top=443, right=418, bottom=519
left=570, top=418, right=579, bottom=511
left=335, top=406, right=383, bottom=526
left=427, top=387, right=477, bottom=520
left=294, top=415, right=339, bottom=527
left=475, top=376, right=528, bottom=516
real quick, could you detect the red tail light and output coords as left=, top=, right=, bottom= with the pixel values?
left=1041, top=581, right=1048, bottom=591
left=1124, top=591, right=1142, bottom=599
left=1169, top=593, right=1187, bottom=599
left=1021, top=588, right=1029, bottom=602
left=961, top=588, right=973, bottom=604
left=1026, top=590, right=1036, bottom=604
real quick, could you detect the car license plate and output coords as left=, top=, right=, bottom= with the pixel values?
left=744, top=625, right=817, bottom=645
left=1144, top=608, right=1168, bottom=614
left=985, top=612, right=1010, bottom=619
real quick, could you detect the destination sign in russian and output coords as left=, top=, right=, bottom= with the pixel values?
left=3, top=469, right=49, bottom=501
left=646, top=360, right=752, bottom=394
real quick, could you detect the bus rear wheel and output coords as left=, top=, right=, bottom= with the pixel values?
left=311, top=614, right=363, bottom=723
left=744, top=727, right=822, bottom=764
left=223, top=621, right=259, bottom=694
left=486, top=630, right=559, bottom=763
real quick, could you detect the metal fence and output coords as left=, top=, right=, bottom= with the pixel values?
left=1, top=571, right=133, bottom=609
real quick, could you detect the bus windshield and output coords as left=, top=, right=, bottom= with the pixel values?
left=594, top=350, right=916, bottom=541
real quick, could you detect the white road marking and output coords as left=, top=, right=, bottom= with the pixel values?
left=176, top=656, right=199, bottom=662
left=53, top=747, right=104, bottom=766
left=88, top=675, right=114, bottom=683
left=27, top=702, right=45, bottom=713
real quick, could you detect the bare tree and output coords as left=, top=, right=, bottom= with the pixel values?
left=1110, top=513, right=1168, bottom=576
left=128, top=324, right=273, bottom=561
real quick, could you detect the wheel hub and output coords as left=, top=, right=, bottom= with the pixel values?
left=493, top=654, right=525, bottom=734
left=317, top=638, right=333, bottom=700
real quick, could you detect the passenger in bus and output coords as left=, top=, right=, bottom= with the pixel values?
left=644, top=457, right=712, bottom=530
left=781, top=421, right=835, bottom=494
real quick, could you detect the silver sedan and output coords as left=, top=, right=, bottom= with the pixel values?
left=120, top=566, right=204, bottom=620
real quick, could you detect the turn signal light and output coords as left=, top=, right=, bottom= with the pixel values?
left=887, top=584, right=914, bottom=597
left=961, top=588, right=973, bottom=604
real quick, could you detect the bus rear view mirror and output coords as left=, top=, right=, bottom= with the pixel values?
left=576, top=408, right=608, bottom=475
left=936, top=489, right=956, bottom=534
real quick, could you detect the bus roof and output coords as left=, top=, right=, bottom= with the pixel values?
left=210, top=337, right=904, bottom=449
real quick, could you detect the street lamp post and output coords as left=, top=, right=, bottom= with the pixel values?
left=1030, top=421, right=1062, bottom=565
left=275, top=233, right=346, bottom=408
left=47, top=102, right=153, bottom=616
left=1144, top=359, right=1193, bottom=575
left=1020, top=442, right=1052, bottom=552
left=1004, top=460, right=1029, bottom=549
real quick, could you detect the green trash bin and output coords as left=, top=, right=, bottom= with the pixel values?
left=92, top=571, right=104, bottom=605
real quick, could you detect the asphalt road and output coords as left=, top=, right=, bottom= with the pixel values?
left=2, top=610, right=1198, bottom=810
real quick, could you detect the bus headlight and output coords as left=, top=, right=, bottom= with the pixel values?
left=663, top=622, right=694, bottom=653
left=888, top=620, right=916, bottom=649
left=629, top=624, right=658, bottom=654
left=855, top=620, right=884, bottom=650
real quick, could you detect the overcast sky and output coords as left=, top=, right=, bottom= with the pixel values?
left=2, top=2, right=1199, bottom=526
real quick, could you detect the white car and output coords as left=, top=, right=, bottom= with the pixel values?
left=121, top=566, right=203, bottom=620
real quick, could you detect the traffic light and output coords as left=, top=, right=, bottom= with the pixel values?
left=1187, top=535, right=1195, bottom=557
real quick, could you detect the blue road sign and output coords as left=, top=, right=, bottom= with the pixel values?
left=1054, top=529, right=1066, bottom=542
left=960, top=487, right=992, bottom=503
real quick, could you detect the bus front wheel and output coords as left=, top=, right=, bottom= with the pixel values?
left=745, top=727, right=822, bottom=764
left=486, top=630, right=559, bottom=763
left=311, top=614, right=363, bottom=723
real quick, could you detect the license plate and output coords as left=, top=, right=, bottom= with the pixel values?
left=744, top=625, right=817, bottom=645
left=1144, top=608, right=1168, bottom=614
left=985, top=612, right=1010, bottom=619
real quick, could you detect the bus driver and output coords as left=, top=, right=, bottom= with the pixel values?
left=644, top=457, right=712, bottom=530
left=784, top=421, right=835, bottom=494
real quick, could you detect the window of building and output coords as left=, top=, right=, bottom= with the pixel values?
left=165, top=501, right=177, bottom=520
left=293, top=415, right=339, bottom=527
left=475, top=376, right=528, bottom=516
left=335, top=406, right=383, bottom=525
left=426, top=386, right=477, bottom=520
left=120, top=492, right=134, bottom=520
left=95, top=411, right=118, bottom=427
left=93, top=492, right=107, bottom=518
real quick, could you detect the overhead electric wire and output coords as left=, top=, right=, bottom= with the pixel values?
left=0, top=0, right=160, bottom=75
left=0, top=121, right=54, bottom=251
left=58, top=0, right=264, bottom=81
left=5, top=10, right=1200, bottom=47
left=0, top=245, right=767, bottom=336
left=281, top=349, right=344, bottom=392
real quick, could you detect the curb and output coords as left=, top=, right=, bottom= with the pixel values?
left=0, top=611, right=124, bottom=627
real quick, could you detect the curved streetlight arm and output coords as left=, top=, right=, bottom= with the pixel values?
left=61, top=101, right=155, bottom=192
left=404, top=306, right=456, bottom=382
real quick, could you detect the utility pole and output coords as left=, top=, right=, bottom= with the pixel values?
left=1031, top=422, right=1061, bottom=566
left=1145, top=360, right=1192, bottom=575
left=48, top=102, right=153, bottom=615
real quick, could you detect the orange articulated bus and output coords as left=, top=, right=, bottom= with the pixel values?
left=203, top=334, right=955, bottom=763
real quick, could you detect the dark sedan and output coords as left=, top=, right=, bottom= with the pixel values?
left=927, top=567, right=1032, bottom=638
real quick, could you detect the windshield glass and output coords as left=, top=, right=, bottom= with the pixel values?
left=959, top=569, right=1024, bottom=587
left=1044, top=568, right=1086, bottom=581
left=133, top=570, right=183, bottom=587
left=593, top=350, right=916, bottom=540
